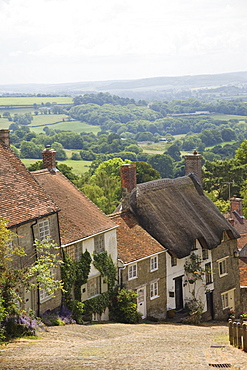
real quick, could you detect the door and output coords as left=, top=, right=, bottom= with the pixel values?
left=175, top=276, right=183, bottom=311
left=206, top=291, right=214, bottom=320
left=137, top=287, right=146, bottom=319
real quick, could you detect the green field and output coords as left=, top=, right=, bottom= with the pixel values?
left=0, top=114, right=100, bottom=135
left=0, top=96, right=73, bottom=106
left=21, top=158, right=91, bottom=175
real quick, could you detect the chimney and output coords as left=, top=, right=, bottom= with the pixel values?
left=0, top=129, right=10, bottom=148
left=42, top=145, right=57, bottom=173
left=185, top=150, right=202, bottom=184
left=120, top=163, right=137, bottom=210
left=230, top=195, right=243, bottom=216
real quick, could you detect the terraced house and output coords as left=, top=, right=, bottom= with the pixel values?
left=0, top=129, right=61, bottom=315
left=32, top=146, right=118, bottom=321
left=117, top=160, right=241, bottom=320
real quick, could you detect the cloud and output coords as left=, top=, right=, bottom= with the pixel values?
left=0, top=0, right=247, bottom=83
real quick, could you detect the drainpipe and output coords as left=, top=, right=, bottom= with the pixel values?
left=117, top=259, right=126, bottom=287
left=30, top=220, right=40, bottom=317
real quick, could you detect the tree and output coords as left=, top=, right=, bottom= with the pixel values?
left=135, top=161, right=161, bottom=183
left=148, top=154, right=174, bottom=178
left=236, top=140, right=247, bottom=164
left=20, top=141, right=42, bottom=159
left=0, top=218, right=63, bottom=340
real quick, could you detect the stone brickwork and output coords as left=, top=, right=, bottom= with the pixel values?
left=121, top=252, right=166, bottom=320
left=211, top=238, right=241, bottom=320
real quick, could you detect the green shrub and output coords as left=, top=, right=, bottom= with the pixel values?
left=109, top=287, right=140, bottom=324
left=71, top=300, right=84, bottom=324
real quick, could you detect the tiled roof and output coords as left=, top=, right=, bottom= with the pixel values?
left=32, top=169, right=116, bottom=245
left=0, top=145, right=59, bottom=227
left=110, top=211, right=165, bottom=264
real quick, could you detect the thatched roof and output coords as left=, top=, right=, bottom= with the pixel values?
left=129, top=174, right=240, bottom=258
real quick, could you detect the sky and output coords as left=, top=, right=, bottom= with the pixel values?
left=0, top=0, right=247, bottom=85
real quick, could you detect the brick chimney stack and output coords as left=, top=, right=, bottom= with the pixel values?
left=42, top=145, right=57, bottom=173
left=185, top=150, right=202, bottom=184
left=230, top=195, right=243, bottom=216
left=0, top=129, right=10, bottom=148
left=120, top=163, right=137, bottom=210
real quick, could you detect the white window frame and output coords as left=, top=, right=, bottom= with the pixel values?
left=128, top=264, right=137, bottom=280
left=38, top=219, right=50, bottom=241
left=39, top=288, right=53, bottom=303
left=150, top=281, right=159, bottom=300
left=221, top=289, right=235, bottom=310
left=150, top=255, right=158, bottom=272
left=87, top=275, right=101, bottom=299
left=94, top=234, right=105, bottom=254
left=217, top=256, right=229, bottom=277
left=202, top=248, right=209, bottom=260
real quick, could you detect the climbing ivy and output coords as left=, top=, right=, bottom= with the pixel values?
left=61, top=250, right=92, bottom=306
left=93, top=251, right=117, bottom=293
left=84, top=292, right=109, bottom=316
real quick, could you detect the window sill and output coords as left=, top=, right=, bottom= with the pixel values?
left=128, top=276, right=138, bottom=281
left=219, top=273, right=228, bottom=278
left=150, top=268, right=158, bottom=273
left=150, top=295, right=159, bottom=300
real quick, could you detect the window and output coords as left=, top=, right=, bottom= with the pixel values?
left=221, top=292, right=229, bottom=309
left=87, top=276, right=101, bottom=298
left=171, top=256, right=177, bottom=267
left=202, top=249, right=208, bottom=260
left=94, top=234, right=105, bottom=254
left=150, top=281, right=158, bottom=299
left=205, top=262, right=212, bottom=284
left=39, top=268, right=55, bottom=303
left=191, top=241, right=197, bottom=251
left=38, top=220, right=50, bottom=241
left=39, top=288, right=53, bottom=303
left=150, top=256, right=158, bottom=272
left=218, top=257, right=228, bottom=277
left=221, top=289, right=235, bottom=310
left=128, top=264, right=137, bottom=280
left=75, top=242, right=83, bottom=261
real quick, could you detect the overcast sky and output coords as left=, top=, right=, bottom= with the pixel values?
left=0, top=0, right=247, bottom=85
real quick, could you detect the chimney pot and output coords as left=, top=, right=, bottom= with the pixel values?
left=0, top=129, right=10, bottom=148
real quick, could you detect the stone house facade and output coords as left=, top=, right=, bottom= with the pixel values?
left=110, top=211, right=166, bottom=320
left=0, top=129, right=61, bottom=315
left=32, top=147, right=118, bottom=321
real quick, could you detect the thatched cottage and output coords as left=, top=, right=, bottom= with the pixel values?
left=117, top=161, right=241, bottom=320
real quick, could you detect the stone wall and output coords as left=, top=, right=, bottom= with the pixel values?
left=211, top=238, right=240, bottom=320
left=122, top=251, right=166, bottom=320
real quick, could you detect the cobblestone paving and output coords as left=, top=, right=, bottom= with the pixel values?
left=0, top=322, right=247, bottom=369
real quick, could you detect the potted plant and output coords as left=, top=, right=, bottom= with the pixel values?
left=167, top=309, right=176, bottom=319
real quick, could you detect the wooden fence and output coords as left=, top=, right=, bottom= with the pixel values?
left=228, top=317, right=247, bottom=352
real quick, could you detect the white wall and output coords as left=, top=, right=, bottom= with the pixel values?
left=166, top=240, right=214, bottom=312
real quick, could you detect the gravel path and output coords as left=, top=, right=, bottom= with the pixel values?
left=0, top=322, right=247, bottom=369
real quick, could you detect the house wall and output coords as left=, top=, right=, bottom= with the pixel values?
left=240, top=288, right=247, bottom=313
left=121, top=251, right=166, bottom=320
left=166, top=240, right=214, bottom=316
left=63, top=228, right=118, bottom=321
left=10, top=213, right=61, bottom=315
left=211, top=237, right=241, bottom=320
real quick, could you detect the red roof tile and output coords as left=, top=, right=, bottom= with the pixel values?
left=0, top=145, right=59, bottom=227
left=110, top=211, right=165, bottom=264
left=32, top=169, right=116, bottom=245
